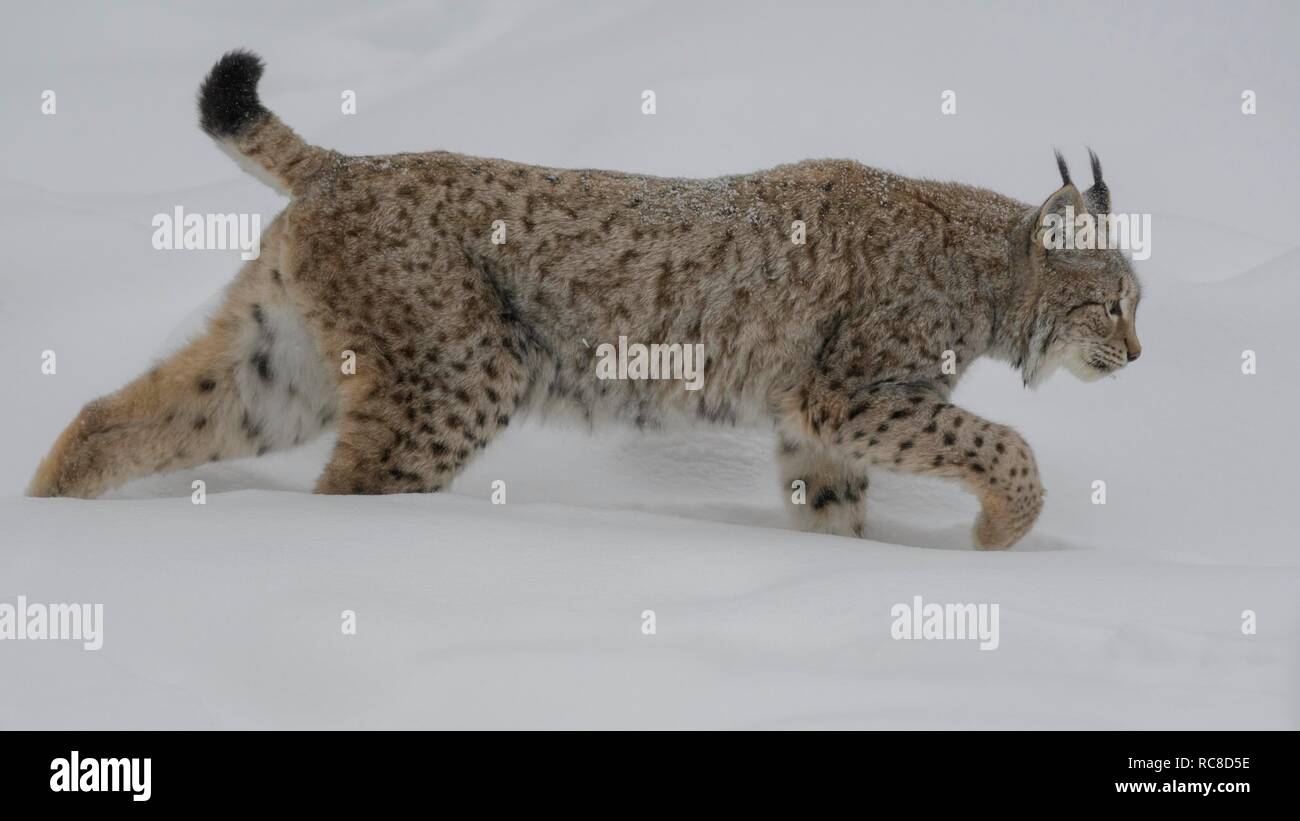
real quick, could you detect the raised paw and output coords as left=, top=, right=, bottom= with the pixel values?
left=973, top=483, right=1045, bottom=550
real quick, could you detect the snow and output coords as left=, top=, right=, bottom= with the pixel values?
left=1, top=0, right=1297, bottom=728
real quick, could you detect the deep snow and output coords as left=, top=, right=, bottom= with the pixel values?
left=1, top=0, right=1297, bottom=728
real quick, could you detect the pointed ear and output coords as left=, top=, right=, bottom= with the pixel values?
left=1083, top=148, right=1110, bottom=214
left=1035, top=183, right=1088, bottom=247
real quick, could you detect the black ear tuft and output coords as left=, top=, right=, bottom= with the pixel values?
left=198, top=49, right=269, bottom=138
left=1084, top=147, right=1110, bottom=214
left=1053, top=149, right=1071, bottom=187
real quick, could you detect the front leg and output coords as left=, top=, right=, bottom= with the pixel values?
left=783, top=379, right=1044, bottom=549
left=776, top=435, right=868, bottom=537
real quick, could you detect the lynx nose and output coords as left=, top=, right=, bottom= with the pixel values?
left=1124, top=327, right=1141, bottom=362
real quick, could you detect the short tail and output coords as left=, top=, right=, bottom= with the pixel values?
left=198, top=50, right=333, bottom=195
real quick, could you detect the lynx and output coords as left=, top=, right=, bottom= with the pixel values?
left=29, top=51, right=1143, bottom=550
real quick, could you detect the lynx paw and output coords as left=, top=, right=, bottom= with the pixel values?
left=973, top=484, right=1044, bottom=550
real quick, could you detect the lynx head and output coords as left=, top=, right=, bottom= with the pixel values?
left=1020, top=149, right=1142, bottom=387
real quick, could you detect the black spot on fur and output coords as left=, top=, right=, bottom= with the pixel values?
left=812, top=488, right=839, bottom=510
left=198, top=50, right=270, bottom=138
left=198, top=378, right=216, bottom=392
left=241, top=411, right=262, bottom=440
left=251, top=351, right=273, bottom=382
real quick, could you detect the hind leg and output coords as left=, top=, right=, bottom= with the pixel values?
left=776, top=433, right=868, bottom=537
left=28, top=249, right=337, bottom=498
left=308, top=253, right=532, bottom=495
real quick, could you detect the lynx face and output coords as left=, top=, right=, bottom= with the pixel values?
left=1046, top=253, right=1143, bottom=383
left=1025, top=150, right=1143, bottom=386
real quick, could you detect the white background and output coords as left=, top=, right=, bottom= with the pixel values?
left=0, top=0, right=1296, bottom=728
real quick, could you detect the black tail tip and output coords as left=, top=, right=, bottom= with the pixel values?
left=198, top=49, right=269, bottom=138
